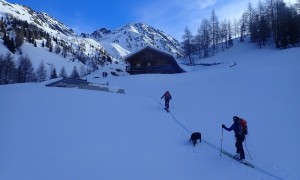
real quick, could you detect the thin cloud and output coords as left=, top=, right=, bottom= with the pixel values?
left=196, top=0, right=217, bottom=9
left=135, top=0, right=217, bottom=40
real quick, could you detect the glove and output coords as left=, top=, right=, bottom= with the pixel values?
left=222, top=124, right=225, bottom=128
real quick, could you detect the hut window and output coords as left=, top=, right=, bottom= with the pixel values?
left=136, top=64, right=141, bottom=68
left=147, top=62, right=151, bottom=67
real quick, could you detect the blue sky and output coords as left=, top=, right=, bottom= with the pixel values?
left=8, top=0, right=297, bottom=41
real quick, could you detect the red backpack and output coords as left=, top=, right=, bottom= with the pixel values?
left=165, top=92, right=171, bottom=99
left=240, top=118, right=248, bottom=135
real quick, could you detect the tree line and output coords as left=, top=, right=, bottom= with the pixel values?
left=0, top=12, right=118, bottom=85
left=0, top=52, right=86, bottom=85
left=242, top=0, right=300, bottom=48
left=181, top=9, right=234, bottom=65
left=181, top=0, right=300, bottom=64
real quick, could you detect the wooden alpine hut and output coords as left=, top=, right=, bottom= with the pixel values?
left=125, top=46, right=184, bottom=75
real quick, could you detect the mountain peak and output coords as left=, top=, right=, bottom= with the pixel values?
left=0, top=0, right=75, bottom=36
left=91, top=22, right=183, bottom=58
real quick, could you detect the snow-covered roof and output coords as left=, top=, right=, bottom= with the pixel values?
left=124, top=46, right=174, bottom=61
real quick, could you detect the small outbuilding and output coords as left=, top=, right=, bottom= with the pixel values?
left=125, top=46, right=184, bottom=75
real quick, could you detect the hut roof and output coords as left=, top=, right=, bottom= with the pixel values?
left=125, top=46, right=174, bottom=61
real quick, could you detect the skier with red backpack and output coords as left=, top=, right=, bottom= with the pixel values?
left=161, top=91, right=172, bottom=111
left=222, top=116, right=248, bottom=161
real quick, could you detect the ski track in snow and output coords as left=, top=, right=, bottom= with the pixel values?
left=145, top=94, right=288, bottom=180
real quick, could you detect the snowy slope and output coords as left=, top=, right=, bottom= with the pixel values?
left=0, top=0, right=111, bottom=77
left=0, top=0, right=74, bottom=36
left=1, top=41, right=300, bottom=179
left=0, top=38, right=96, bottom=77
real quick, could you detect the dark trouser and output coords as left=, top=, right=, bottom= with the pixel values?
left=235, top=135, right=245, bottom=160
left=165, top=99, right=170, bottom=109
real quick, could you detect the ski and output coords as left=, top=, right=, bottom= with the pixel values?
left=164, top=108, right=170, bottom=113
left=221, top=150, right=254, bottom=168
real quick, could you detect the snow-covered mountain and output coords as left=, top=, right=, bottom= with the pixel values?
left=0, top=0, right=182, bottom=61
left=91, top=23, right=183, bottom=59
left=0, top=0, right=114, bottom=78
left=0, top=0, right=74, bottom=36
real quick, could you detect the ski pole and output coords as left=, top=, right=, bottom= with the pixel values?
left=220, top=127, right=223, bottom=156
left=159, top=99, right=165, bottom=108
left=244, top=137, right=253, bottom=160
left=160, top=98, right=163, bottom=108
left=171, top=99, right=174, bottom=109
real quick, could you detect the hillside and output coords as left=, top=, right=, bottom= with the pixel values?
left=0, top=0, right=75, bottom=36
left=0, top=0, right=110, bottom=77
left=1, top=39, right=300, bottom=179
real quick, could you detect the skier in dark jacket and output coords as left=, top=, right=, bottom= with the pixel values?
left=161, top=91, right=172, bottom=110
left=222, top=116, right=246, bottom=161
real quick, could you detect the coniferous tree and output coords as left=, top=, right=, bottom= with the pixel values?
left=55, top=44, right=61, bottom=54
left=80, top=65, right=86, bottom=78
left=3, top=32, right=8, bottom=45
left=182, top=27, right=195, bottom=64
left=210, top=9, right=219, bottom=53
left=240, top=12, right=248, bottom=42
left=258, top=15, right=270, bottom=48
left=0, top=54, right=3, bottom=84
left=0, top=54, right=13, bottom=84
left=258, top=1, right=270, bottom=48
left=287, top=6, right=300, bottom=46
left=36, top=61, right=47, bottom=82
left=51, top=67, right=58, bottom=79
left=70, top=66, right=80, bottom=79
left=59, top=66, right=67, bottom=78
left=15, top=28, right=24, bottom=48
left=265, top=0, right=277, bottom=42
left=8, top=37, right=16, bottom=54
left=17, top=55, right=36, bottom=83
left=233, top=19, right=240, bottom=38
left=228, top=20, right=234, bottom=47
left=247, top=2, right=257, bottom=43
left=62, top=45, right=68, bottom=58
left=220, top=20, right=228, bottom=51
left=199, top=18, right=211, bottom=57
left=2, top=53, right=16, bottom=84
left=49, top=43, right=53, bottom=52
left=46, top=37, right=51, bottom=48
left=276, top=1, right=290, bottom=48
left=0, top=20, right=5, bottom=33
left=3, top=34, right=16, bottom=54
left=193, top=30, right=203, bottom=57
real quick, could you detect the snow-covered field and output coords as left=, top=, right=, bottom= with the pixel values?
left=1, top=41, right=300, bottom=180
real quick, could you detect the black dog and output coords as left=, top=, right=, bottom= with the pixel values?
left=189, top=132, right=202, bottom=147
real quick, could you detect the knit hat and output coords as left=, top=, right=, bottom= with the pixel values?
left=233, top=116, right=239, bottom=122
